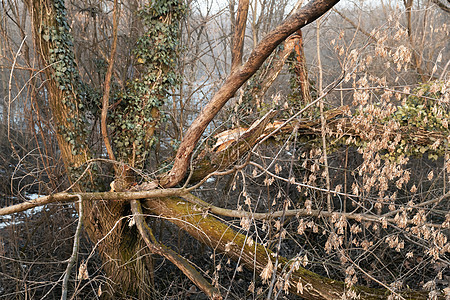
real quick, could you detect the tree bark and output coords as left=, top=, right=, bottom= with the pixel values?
left=231, top=0, right=250, bottom=71
left=403, top=0, right=427, bottom=81
left=293, top=29, right=312, bottom=104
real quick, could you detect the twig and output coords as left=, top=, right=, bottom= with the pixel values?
left=316, top=16, right=333, bottom=213
left=334, top=86, right=444, bottom=102
left=266, top=200, right=288, bottom=300
left=7, top=36, right=27, bottom=160
left=61, top=195, right=83, bottom=300
left=181, top=193, right=443, bottom=228
left=333, top=8, right=377, bottom=42
left=346, top=254, right=406, bottom=300
left=267, top=127, right=299, bottom=300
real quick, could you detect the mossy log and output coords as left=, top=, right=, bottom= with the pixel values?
left=145, top=197, right=433, bottom=300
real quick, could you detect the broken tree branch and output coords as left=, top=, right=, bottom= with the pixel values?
left=0, top=188, right=186, bottom=216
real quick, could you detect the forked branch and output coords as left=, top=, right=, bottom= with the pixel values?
left=130, top=200, right=222, bottom=300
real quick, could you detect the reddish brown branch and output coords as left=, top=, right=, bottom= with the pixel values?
left=161, top=0, right=340, bottom=188
left=100, top=0, right=119, bottom=162
left=231, top=0, right=249, bottom=71
left=293, top=29, right=312, bottom=104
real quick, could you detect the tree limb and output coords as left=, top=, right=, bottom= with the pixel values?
left=231, top=0, right=249, bottom=71
left=144, top=197, right=432, bottom=299
left=0, top=188, right=186, bottom=216
left=161, top=0, right=340, bottom=188
left=100, top=0, right=119, bottom=162
left=181, top=193, right=443, bottom=228
left=61, top=195, right=83, bottom=300
left=130, top=200, right=222, bottom=300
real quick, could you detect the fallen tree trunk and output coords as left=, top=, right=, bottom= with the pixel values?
left=0, top=188, right=442, bottom=298
left=145, top=196, right=432, bottom=300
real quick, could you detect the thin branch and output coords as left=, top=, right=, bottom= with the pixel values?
left=7, top=36, right=26, bottom=160
left=334, top=86, right=443, bottom=101
left=346, top=254, right=406, bottom=300
left=61, top=195, right=83, bottom=300
left=383, top=190, right=450, bottom=218
left=316, top=16, right=332, bottom=212
left=431, top=0, right=450, bottom=13
left=332, top=8, right=377, bottom=42
left=181, top=193, right=442, bottom=228
left=100, top=0, right=119, bottom=162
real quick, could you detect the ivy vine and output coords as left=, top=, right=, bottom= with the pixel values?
left=354, top=81, right=449, bottom=161
left=41, top=0, right=102, bottom=188
left=109, top=0, right=185, bottom=167
left=43, top=0, right=89, bottom=154
left=391, top=81, right=449, bottom=160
